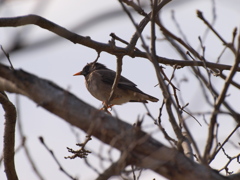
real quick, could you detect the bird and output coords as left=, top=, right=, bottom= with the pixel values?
left=73, top=62, right=158, bottom=110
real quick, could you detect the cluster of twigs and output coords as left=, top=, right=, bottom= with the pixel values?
left=65, top=135, right=92, bottom=159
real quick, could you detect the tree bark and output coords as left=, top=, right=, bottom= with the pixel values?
left=0, top=63, right=237, bottom=180
left=0, top=91, right=18, bottom=180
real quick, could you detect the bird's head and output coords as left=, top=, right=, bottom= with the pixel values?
left=73, top=62, right=107, bottom=77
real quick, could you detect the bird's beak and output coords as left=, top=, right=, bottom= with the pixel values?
left=73, top=71, right=82, bottom=76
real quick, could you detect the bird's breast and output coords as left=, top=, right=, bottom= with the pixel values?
left=85, top=71, right=144, bottom=105
left=85, top=72, right=111, bottom=102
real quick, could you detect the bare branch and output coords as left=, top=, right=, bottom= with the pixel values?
left=0, top=63, right=230, bottom=180
left=121, top=0, right=148, bottom=16
left=65, top=135, right=92, bottom=159
left=15, top=96, right=45, bottom=180
left=39, top=137, right=77, bottom=180
left=0, top=45, right=14, bottom=70
left=209, top=124, right=240, bottom=164
left=196, top=10, right=236, bottom=54
left=0, top=91, right=18, bottom=180
left=0, top=15, right=238, bottom=73
left=104, top=55, right=123, bottom=112
left=204, top=35, right=240, bottom=163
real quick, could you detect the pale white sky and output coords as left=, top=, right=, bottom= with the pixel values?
left=0, top=0, right=240, bottom=179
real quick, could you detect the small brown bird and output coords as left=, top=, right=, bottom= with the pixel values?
left=73, top=62, right=158, bottom=109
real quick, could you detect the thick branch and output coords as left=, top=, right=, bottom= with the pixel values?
left=0, top=63, right=231, bottom=180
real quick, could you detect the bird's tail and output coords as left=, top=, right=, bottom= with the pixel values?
left=147, top=95, right=159, bottom=102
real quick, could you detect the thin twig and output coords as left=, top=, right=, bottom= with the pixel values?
left=131, top=165, right=136, bottom=180
left=104, top=55, right=123, bottom=111
left=39, top=137, right=77, bottom=180
left=1, top=45, right=14, bottom=70
left=196, top=10, right=236, bottom=54
left=110, top=32, right=140, bottom=51
left=171, top=10, right=189, bottom=45
left=157, top=17, right=240, bottom=119
left=204, top=35, right=240, bottom=163
left=122, top=0, right=172, bottom=55
left=65, top=135, right=92, bottom=159
left=144, top=103, right=177, bottom=146
left=198, top=0, right=217, bottom=49
left=198, top=36, right=215, bottom=102
left=93, top=51, right=101, bottom=63
left=16, top=96, right=45, bottom=180
left=121, top=0, right=147, bottom=16
left=218, top=148, right=240, bottom=175
left=209, top=124, right=240, bottom=164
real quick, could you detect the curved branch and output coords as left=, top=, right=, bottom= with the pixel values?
left=0, top=91, right=18, bottom=180
left=0, top=15, right=238, bottom=72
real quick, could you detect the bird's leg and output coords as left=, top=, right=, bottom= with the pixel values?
left=100, top=101, right=114, bottom=114
left=101, top=102, right=114, bottom=109
left=107, top=104, right=114, bottom=109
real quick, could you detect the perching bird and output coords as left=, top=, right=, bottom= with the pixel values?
left=73, top=62, right=158, bottom=109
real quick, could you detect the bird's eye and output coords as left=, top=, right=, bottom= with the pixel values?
left=84, top=66, right=89, bottom=73
left=82, top=65, right=91, bottom=76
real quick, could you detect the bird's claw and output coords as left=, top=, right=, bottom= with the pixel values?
left=100, top=102, right=114, bottom=114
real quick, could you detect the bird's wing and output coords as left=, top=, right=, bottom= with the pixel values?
left=97, top=69, right=145, bottom=94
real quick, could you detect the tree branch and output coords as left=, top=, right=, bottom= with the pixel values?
left=0, top=91, right=18, bottom=180
left=0, top=63, right=232, bottom=179
left=0, top=15, right=238, bottom=73
left=203, top=35, right=240, bottom=163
